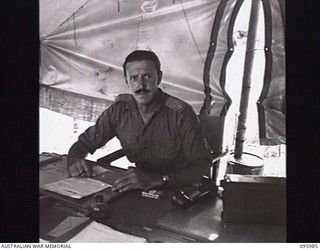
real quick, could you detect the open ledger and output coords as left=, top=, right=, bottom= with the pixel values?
left=42, top=178, right=111, bottom=199
left=67, top=221, right=147, bottom=243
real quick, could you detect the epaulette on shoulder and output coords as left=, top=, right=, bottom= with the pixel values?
left=114, top=94, right=133, bottom=104
left=165, top=96, right=187, bottom=113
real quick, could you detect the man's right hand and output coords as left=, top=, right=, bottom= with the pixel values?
left=67, top=159, right=93, bottom=177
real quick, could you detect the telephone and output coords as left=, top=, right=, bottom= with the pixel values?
left=171, top=150, right=230, bottom=210
left=171, top=176, right=218, bottom=210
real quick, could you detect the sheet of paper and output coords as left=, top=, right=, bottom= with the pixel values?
left=43, top=178, right=111, bottom=199
left=67, top=221, right=147, bottom=243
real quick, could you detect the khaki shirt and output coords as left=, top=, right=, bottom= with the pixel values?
left=78, top=89, right=211, bottom=184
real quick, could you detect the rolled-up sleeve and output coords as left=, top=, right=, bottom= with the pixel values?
left=78, top=105, right=117, bottom=154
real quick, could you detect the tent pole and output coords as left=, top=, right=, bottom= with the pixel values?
left=234, top=0, right=261, bottom=159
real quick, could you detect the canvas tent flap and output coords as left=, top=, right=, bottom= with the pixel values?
left=258, top=0, right=285, bottom=145
left=40, top=0, right=238, bottom=120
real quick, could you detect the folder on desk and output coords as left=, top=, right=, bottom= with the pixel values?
left=40, top=169, right=124, bottom=212
left=43, top=178, right=112, bottom=199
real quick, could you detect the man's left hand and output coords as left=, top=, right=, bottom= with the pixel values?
left=112, top=168, right=162, bottom=192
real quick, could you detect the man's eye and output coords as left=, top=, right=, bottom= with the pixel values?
left=130, top=76, right=138, bottom=81
left=144, top=75, right=151, bottom=79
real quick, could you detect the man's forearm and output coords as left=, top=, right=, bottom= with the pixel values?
left=67, top=141, right=90, bottom=165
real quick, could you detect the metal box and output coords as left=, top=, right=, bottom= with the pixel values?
left=220, top=175, right=286, bottom=225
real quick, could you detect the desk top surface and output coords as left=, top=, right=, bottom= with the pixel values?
left=39, top=154, right=286, bottom=243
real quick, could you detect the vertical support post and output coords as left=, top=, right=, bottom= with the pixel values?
left=234, top=0, right=261, bottom=159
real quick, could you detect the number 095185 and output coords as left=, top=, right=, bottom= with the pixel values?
left=300, top=244, right=318, bottom=248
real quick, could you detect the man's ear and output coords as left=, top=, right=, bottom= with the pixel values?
left=157, top=71, right=163, bottom=85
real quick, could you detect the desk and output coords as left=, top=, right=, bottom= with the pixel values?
left=39, top=155, right=286, bottom=243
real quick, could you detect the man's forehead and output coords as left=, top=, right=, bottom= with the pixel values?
left=126, top=60, right=157, bottom=72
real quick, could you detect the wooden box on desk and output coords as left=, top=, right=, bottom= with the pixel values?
left=220, top=175, right=286, bottom=225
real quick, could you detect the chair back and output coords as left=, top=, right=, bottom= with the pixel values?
left=198, top=115, right=225, bottom=159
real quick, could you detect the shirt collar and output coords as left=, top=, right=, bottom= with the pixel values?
left=154, top=88, right=166, bottom=113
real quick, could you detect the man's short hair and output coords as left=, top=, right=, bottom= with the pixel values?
left=123, top=50, right=161, bottom=77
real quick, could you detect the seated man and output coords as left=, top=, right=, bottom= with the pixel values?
left=67, top=50, right=213, bottom=192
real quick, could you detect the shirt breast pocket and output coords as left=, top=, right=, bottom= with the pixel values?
left=153, top=137, right=181, bottom=157
left=121, top=134, right=139, bottom=160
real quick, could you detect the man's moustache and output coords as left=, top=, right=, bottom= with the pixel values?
left=135, top=88, right=150, bottom=94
